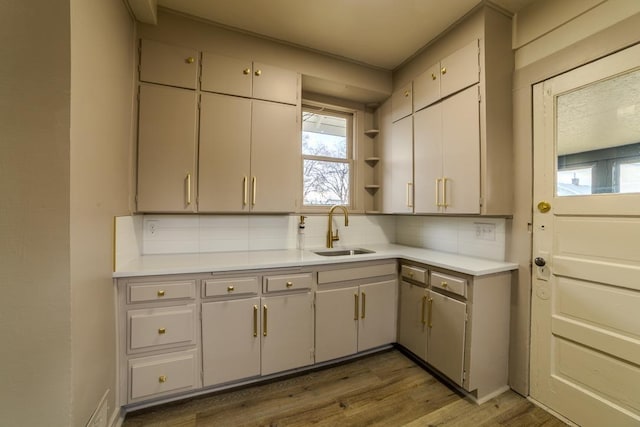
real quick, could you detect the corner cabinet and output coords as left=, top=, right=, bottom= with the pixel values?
left=135, top=39, right=301, bottom=213
left=397, top=263, right=512, bottom=403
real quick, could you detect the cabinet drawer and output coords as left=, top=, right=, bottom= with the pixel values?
left=129, top=349, right=198, bottom=401
left=430, top=272, right=466, bottom=298
left=139, top=39, right=199, bottom=89
left=128, top=281, right=196, bottom=303
left=401, top=265, right=427, bottom=284
left=129, top=305, right=196, bottom=351
left=204, top=277, right=259, bottom=297
left=318, top=262, right=397, bottom=284
left=263, top=273, right=313, bottom=292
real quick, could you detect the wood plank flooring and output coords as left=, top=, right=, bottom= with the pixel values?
left=122, top=349, right=568, bottom=427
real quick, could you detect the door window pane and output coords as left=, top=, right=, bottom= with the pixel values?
left=620, top=162, right=640, bottom=193
left=557, top=167, right=593, bottom=196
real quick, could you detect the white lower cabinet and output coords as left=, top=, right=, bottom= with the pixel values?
left=397, top=280, right=428, bottom=360
left=426, top=289, right=467, bottom=386
left=129, top=349, right=199, bottom=401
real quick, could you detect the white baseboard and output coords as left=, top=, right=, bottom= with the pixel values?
left=110, top=406, right=124, bottom=427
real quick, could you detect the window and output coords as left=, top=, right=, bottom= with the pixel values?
left=302, top=107, right=353, bottom=207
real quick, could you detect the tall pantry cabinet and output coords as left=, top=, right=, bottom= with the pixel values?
left=380, top=8, right=513, bottom=216
left=135, top=40, right=301, bottom=213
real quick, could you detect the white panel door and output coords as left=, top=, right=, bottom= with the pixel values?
left=358, top=280, right=397, bottom=352
left=414, top=103, right=442, bottom=214
left=315, top=286, right=358, bottom=363
left=397, top=280, right=428, bottom=360
left=531, top=43, right=640, bottom=427
left=388, top=116, right=413, bottom=213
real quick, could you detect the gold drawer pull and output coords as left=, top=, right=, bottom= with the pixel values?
left=404, top=90, right=410, bottom=97
left=227, top=285, right=235, bottom=292
left=158, top=328, right=166, bottom=334
left=254, top=69, right=262, bottom=76
left=157, top=290, right=165, bottom=297
left=408, top=271, right=414, bottom=278
left=354, top=293, right=359, bottom=321
left=243, top=68, right=251, bottom=75
left=428, top=298, right=434, bottom=328
left=253, top=305, right=258, bottom=337
left=421, top=295, right=427, bottom=324
left=431, top=73, right=437, bottom=80
left=186, top=57, right=195, bottom=64
left=441, top=281, right=448, bottom=288
left=159, top=375, right=167, bottom=383
left=441, top=67, right=447, bottom=75
left=361, top=292, right=366, bottom=319
left=286, top=281, right=293, bottom=288
left=263, top=305, right=268, bottom=337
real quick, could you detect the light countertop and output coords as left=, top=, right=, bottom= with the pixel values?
left=114, top=244, right=518, bottom=278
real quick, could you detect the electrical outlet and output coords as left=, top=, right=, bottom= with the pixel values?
left=474, top=222, right=496, bottom=241
left=145, top=219, right=160, bottom=238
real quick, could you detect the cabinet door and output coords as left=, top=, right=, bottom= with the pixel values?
left=391, top=81, right=413, bottom=122
left=397, top=281, right=428, bottom=360
left=413, top=62, right=441, bottom=112
left=202, top=298, right=261, bottom=386
left=252, top=62, right=299, bottom=105
left=137, top=84, right=197, bottom=212
left=441, top=85, right=480, bottom=214
left=250, top=100, right=300, bottom=212
left=200, top=52, right=252, bottom=98
left=139, top=39, right=199, bottom=89
left=387, top=116, right=413, bottom=213
left=413, top=103, right=443, bottom=214
left=315, top=287, right=358, bottom=363
left=198, top=93, right=252, bottom=212
left=440, top=39, right=479, bottom=99
left=427, top=290, right=466, bottom=386
left=358, top=280, right=397, bottom=352
left=261, top=292, right=314, bottom=375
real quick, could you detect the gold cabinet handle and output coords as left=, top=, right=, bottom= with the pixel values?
left=255, top=69, right=262, bottom=76
left=431, top=73, right=437, bottom=80
left=158, top=328, right=166, bottom=335
left=243, top=176, right=248, bottom=206
left=253, top=305, right=258, bottom=337
left=354, top=293, right=359, bottom=321
left=408, top=271, right=414, bottom=278
left=251, top=176, right=257, bottom=206
left=185, top=173, right=192, bottom=206
left=243, top=68, right=251, bottom=75
left=421, top=295, right=427, bottom=325
left=361, top=292, right=366, bottom=319
left=442, top=177, right=448, bottom=207
left=227, top=285, right=235, bottom=292
left=436, top=178, right=442, bottom=207
left=158, top=375, right=167, bottom=383
left=441, top=281, right=448, bottom=289
left=263, top=305, right=268, bottom=337
left=406, top=182, right=413, bottom=208
left=441, top=67, right=447, bottom=75
left=404, top=90, right=410, bottom=97
left=157, top=290, right=165, bottom=297
left=286, top=281, right=293, bottom=288
left=428, top=298, right=434, bottom=328
left=186, top=57, right=195, bottom=64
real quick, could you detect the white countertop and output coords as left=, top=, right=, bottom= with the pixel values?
left=114, top=244, right=518, bottom=278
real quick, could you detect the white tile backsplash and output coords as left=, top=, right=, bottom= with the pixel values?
left=116, top=213, right=506, bottom=262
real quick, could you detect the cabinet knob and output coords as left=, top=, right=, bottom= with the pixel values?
left=286, top=281, right=293, bottom=288
left=227, top=285, right=235, bottom=292
left=441, top=67, right=447, bottom=75
left=186, top=57, right=195, bottom=64
left=157, top=290, right=165, bottom=297
left=441, top=281, right=448, bottom=288
left=404, top=90, right=409, bottom=97
left=255, top=69, right=262, bottom=76
left=243, top=68, right=251, bottom=75
left=158, top=375, right=167, bottom=383
left=158, top=328, right=166, bottom=334
left=431, top=73, right=437, bottom=80
left=408, top=271, right=414, bottom=278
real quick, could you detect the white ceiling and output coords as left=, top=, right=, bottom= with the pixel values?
left=155, top=0, right=537, bottom=70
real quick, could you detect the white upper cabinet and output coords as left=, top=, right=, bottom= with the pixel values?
left=139, top=39, right=199, bottom=89
left=391, top=81, right=413, bottom=122
left=414, top=39, right=480, bottom=112
left=201, top=52, right=299, bottom=105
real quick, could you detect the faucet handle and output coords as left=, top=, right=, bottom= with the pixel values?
left=332, top=228, right=340, bottom=242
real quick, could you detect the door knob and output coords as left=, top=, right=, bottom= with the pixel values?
left=534, top=257, right=546, bottom=267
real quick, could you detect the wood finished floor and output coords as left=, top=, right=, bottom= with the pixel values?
left=123, top=349, right=568, bottom=427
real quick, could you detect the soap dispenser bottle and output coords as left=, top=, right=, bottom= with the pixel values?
left=297, top=216, right=307, bottom=250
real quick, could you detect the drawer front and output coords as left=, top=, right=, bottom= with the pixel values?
left=263, top=273, right=313, bottom=292
left=430, top=271, right=466, bottom=297
left=204, top=277, right=259, bottom=297
left=130, top=349, right=198, bottom=401
left=401, top=265, right=427, bottom=284
left=129, top=305, right=196, bottom=351
left=317, top=262, right=397, bottom=284
left=128, top=281, right=196, bottom=303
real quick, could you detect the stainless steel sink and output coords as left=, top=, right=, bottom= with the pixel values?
left=313, top=248, right=375, bottom=256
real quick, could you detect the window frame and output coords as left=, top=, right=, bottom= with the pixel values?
left=301, top=103, right=356, bottom=211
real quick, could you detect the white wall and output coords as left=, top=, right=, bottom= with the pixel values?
left=70, top=0, right=135, bottom=424
left=0, top=1, right=72, bottom=425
